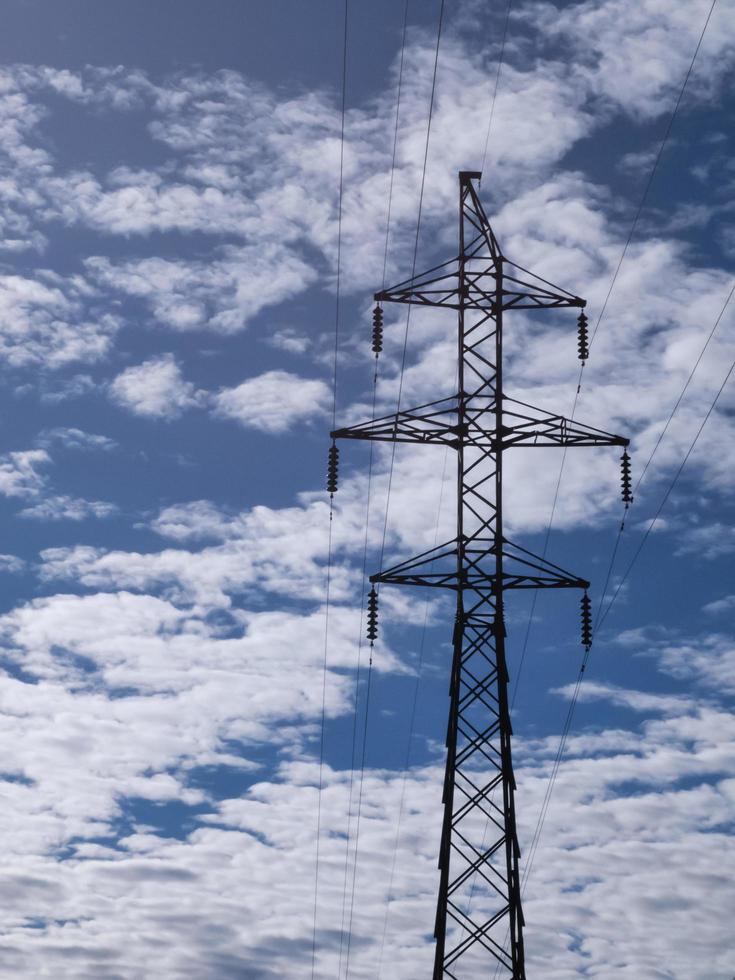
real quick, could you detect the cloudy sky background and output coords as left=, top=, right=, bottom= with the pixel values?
left=0, top=0, right=733, bottom=976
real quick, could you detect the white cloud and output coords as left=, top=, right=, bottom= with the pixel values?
left=552, top=679, right=695, bottom=715
left=0, top=553, right=25, bottom=573
left=38, top=503, right=353, bottom=609
left=675, top=522, right=735, bottom=559
left=0, top=449, right=116, bottom=522
left=0, top=272, right=119, bottom=368
left=19, top=494, right=118, bottom=522
left=519, top=0, right=735, bottom=119
left=0, top=12, right=732, bottom=977
left=267, top=328, right=312, bottom=355
left=0, top=449, right=50, bottom=499
left=703, top=594, right=735, bottom=615
left=0, top=681, right=724, bottom=978
left=655, top=633, right=735, bottom=696
left=0, top=569, right=730, bottom=978
left=36, top=427, right=118, bottom=452
left=86, top=244, right=318, bottom=333
left=149, top=500, right=235, bottom=543
left=0, top=81, right=50, bottom=253
left=39, top=373, right=96, bottom=403
left=109, top=354, right=204, bottom=419
left=213, top=369, right=331, bottom=433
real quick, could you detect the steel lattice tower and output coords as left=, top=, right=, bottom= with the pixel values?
left=330, top=172, right=629, bottom=978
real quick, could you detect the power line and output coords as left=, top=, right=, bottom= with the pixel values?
left=336, top=5, right=410, bottom=973
left=520, top=281, right=735, bottom=904
left=598, top=291, right=735, bottom=632
left=337, top=392, right=377, bottom=978
left=511, top=0, right=718, bottom=744
left=375, top=441, right=452, bottom=977
left=594, top=276, right=735, bottom=629
left=589, top=0, right=718, bottom=352
left=633, top=282, right=733, bottom=498
left=376, top=0, right=446, bottom=578
left=512, top=0, right=720, bottom=914
left=311, top=2, right=349, bottom=975
left=342, top=1, right=446, bottom=970
left=381, top=0, right=410, bottom=292
left=485, top=10, right=722, bottom=963
left=525, top=0, right=720, bottom=611
left=480, top=0, right=513, bottom=175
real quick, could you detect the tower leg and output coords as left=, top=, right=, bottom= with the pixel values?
left=432, top=595, right=525, bottom=978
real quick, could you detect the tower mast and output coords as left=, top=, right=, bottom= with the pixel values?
left=331, top=171, right=629, bottom=977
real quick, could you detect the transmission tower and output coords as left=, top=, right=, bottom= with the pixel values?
left=329, top=171, right=630, bottom=978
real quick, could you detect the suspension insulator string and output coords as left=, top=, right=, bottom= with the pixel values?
left=371, top=304, right=384, bottom=356
left=366, top=586, right=379, bottom=645
left=327, top=440, right=339, bottom=496
left=577, top=310, right=589, bottom=361
left=580, top=591, right=592, bottom=651
left=620, top=449, right=633, bottom=506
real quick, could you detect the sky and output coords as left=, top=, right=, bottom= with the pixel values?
left=0, top=0, right=733, bottom=977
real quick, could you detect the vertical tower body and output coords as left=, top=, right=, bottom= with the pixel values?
left=331, top=172, right=628, bottom=977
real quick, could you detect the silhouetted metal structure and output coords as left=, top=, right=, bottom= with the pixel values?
left=330, top=172, right=629, bottom=978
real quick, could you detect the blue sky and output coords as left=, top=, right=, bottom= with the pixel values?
left=0, top=0, right=733, bottom=977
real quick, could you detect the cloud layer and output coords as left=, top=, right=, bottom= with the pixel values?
left=0, top=1, right=732, bottom=976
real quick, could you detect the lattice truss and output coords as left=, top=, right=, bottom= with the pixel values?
left=330, top=172, right=629, bottom=979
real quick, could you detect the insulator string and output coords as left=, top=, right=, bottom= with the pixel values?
left=327, top=441, right=340, bottom=496
left=580, top=591, right=592, bottom=651
left=366, top=587, right=379, bottom=643
left=620, top=449, right=633, bottom=505
left=371, top=304, right=384, bottom=356
left=577, top=310, right=589, bottom=361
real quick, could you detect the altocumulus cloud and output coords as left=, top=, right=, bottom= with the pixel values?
left=0, top=0, right=731, bottom=977
left=109, top=354, right=205, bottom=419
left=213, top=370, right=332, bottom=433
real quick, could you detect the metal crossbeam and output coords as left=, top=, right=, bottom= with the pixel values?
left=331, top=395, right=627, bottom=451
left=331, top=171, right=628, bottom=978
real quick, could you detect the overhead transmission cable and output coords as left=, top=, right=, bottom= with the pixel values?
left=311, top=2, right=349, bottom=976
left=337, top=3, right=411, bottom=975
left=511, top=0, right=718, bottom=712
left=511, top=0, right=718, bottom=834
left=589, top=0, right=717, bottom=354
left=593, top=276, right=735, bottom=630
left=480, top=0, right=513, bottom=176
left=488, top=284, right=735, bottom=980
left=383, top=6, right=515, bottom=931
left=486, top=7, right=720, bottom=965
left=376, top=0, right=446, bottom=578
left=341, top=4, right=446, bottom=973
left=596, top=284, right=735, bottom=632
left=520, top=283, right=734, bottom=899
left=375, top=423, right=455, bottom=977
left=336, top=380, right=378, bottom=979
